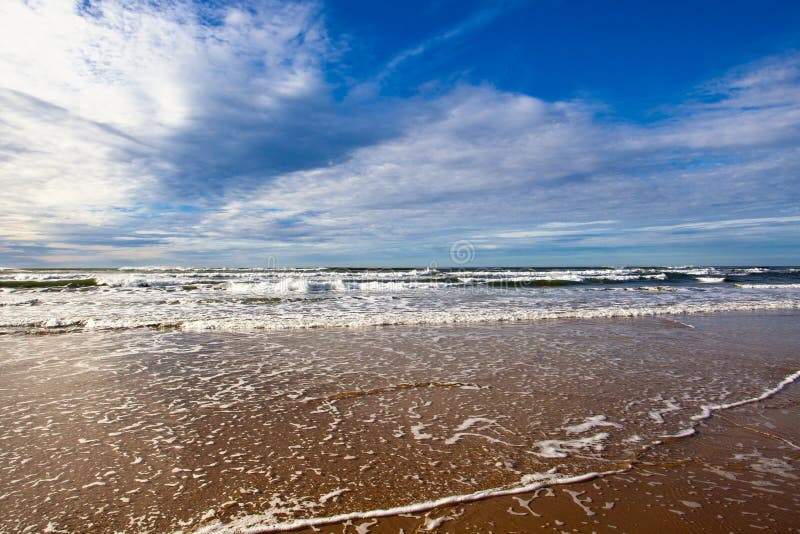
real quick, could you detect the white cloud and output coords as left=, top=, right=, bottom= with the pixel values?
left=0, top=89, right=159, bottom=236
left=650, top=54, right=800, bottom=150
left=0, top=0, right=327, bottom=133
left=223, top=86, right=603, bottom=213
left=197, top=54, right=800, bottom=261
left=0, top=0, right=330, bottom=252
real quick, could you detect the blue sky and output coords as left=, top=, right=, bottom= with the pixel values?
left=1, top=0, right=799, bottom=266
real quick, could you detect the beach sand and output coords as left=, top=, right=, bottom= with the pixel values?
left=294, top=381, right=800, bottom=533
left=0, top=312, right=798, bottom=532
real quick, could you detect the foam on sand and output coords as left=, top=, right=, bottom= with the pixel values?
left=194, top=368, right=800, bottom=533
left=2, top=309, right=799, bottom=533
left=562, top=415, right=622, bottom=434
left=691, top=369, right=800, bottom=421
left=532, top=432, right=610, bottom=458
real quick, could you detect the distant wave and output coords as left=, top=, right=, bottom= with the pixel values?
left=5, top=266, right=797, bottom=293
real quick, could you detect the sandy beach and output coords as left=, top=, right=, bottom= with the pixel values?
left=1, top=311, right=798, bottom=532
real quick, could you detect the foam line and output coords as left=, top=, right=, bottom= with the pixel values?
left=176, top=300, right=800, bottom=333
left=691, top=369, right=800, bottom=421
left=193, top=470, right=622, bottom=533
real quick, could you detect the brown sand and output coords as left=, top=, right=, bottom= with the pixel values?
left=0, top=312, right=798, bottom=533
left=295, top=381, right=800, bottom=533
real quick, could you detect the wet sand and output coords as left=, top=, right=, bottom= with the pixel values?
left=0, top=312, right=798, bottom=532
left=295, top=381, right=800, bottom=533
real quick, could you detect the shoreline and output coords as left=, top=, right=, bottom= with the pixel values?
left=7, top=300, right=800, bottom=336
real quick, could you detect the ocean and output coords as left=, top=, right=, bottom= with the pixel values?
left=1, top=265, right=799, bottom=333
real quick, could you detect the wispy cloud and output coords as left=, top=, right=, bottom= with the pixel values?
left=380, top=5, right=510, bottom=79
left=479, top=217, right=800, bottom=249
left=639, top=216, right=800, bottom=233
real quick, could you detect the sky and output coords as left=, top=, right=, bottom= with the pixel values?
left=1, top=0, right=799, bottom=267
